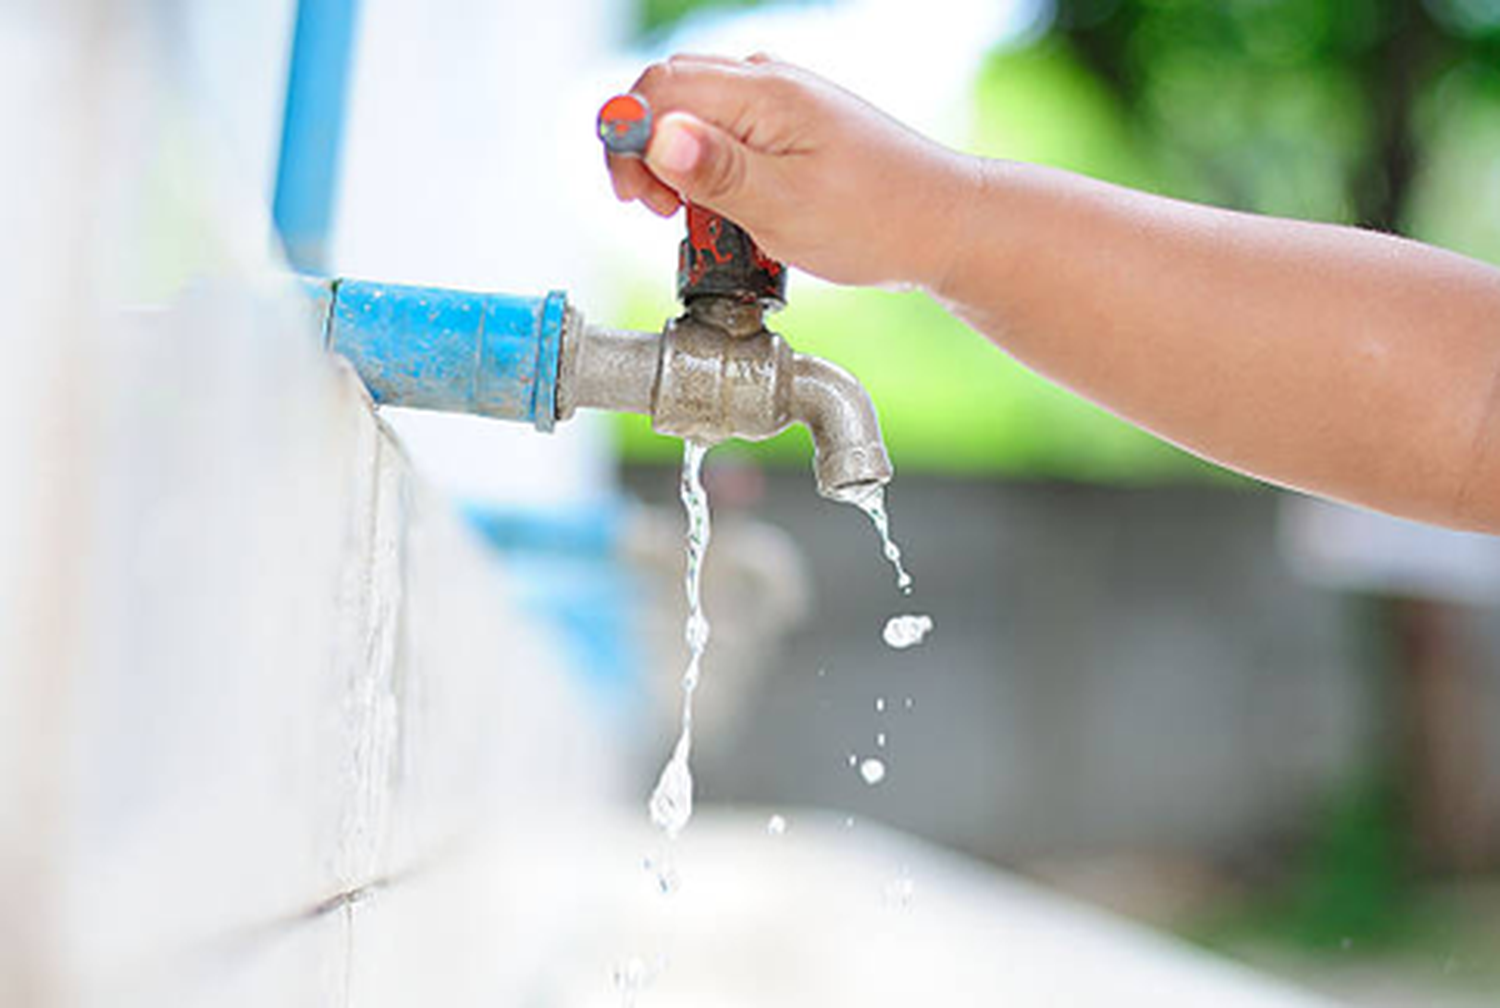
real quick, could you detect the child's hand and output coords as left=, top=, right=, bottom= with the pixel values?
left=606, top=54, right=977, bottom=290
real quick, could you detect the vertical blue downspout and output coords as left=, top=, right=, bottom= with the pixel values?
left=273, top=0, right=361, bottom=273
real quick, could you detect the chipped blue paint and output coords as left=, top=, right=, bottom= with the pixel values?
left=323, top=279, right=565, bottom=431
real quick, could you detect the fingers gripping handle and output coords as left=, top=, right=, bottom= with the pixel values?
left=598, top=93, right=788, bottom=310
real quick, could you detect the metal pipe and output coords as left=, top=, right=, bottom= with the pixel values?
left=273, top=0, right=362, bottom=273
left=321, top=278, right=565, bottom=431
left=556, top=323, right=658, bottom=419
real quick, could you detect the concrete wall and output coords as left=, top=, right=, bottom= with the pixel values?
left=0, top=5, right=619, bottom=1003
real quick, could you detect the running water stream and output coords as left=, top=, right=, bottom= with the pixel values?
left=621, top=454, right=930, bottom=1002
left=832, top=482, right=913, bottom=594
left=647, top=440, right=712, bottom=841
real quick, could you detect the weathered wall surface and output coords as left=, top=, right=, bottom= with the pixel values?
left=0, top=6, right=616, bottom=1004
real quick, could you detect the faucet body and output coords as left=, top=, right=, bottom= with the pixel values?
left=558, top=298, right=891, bottom=496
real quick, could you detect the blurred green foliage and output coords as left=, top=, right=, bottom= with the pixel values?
left=618, top=0, right=1500, bottom=481
left=635, top=0, right=775, bottom=37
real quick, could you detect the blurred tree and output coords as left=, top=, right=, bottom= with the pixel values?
left=635, top=0, right=774, bottom=37
left=1037, top=0, right=1500, bottom=928
left=1047, top=0, right=1500, bottom=240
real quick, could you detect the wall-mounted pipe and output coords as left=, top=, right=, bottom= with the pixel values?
left=313, top=278, right=565, bottom=431
left=307, top=277, right=892, bottom=497
left=273, top=0, right=362, bottom=273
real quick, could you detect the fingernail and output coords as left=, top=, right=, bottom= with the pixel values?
left=652, top=117, right=701, bottom=175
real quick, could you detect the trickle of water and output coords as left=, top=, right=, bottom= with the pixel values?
left=832, top=483, right=913, bottom=594
left=647, top=441, right=713, bottom=843
left=860, top=757, right=887, bottom=785
left=883, top=614, right=934, bottom=650
left=767, top=814, right=788, bottom=836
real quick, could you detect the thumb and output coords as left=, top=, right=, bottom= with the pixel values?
left=646, top=111, right=765, bottom=220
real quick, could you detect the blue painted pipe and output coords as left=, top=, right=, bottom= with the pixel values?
left=273, top=0, right=361, bottom=273
left=316, top=278, right=567, bottom=432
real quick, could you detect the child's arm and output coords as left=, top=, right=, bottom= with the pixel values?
left=609, top=55, right=1500, bottom=532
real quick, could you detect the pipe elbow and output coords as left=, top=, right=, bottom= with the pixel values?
left=790, top=352, right=893, bottom=499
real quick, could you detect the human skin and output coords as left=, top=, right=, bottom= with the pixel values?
left=606, top=54, right=1500, bottom=533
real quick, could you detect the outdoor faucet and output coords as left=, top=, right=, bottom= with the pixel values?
left=574, top=93, right=893, bottom=496
left=307, top=97, right=891, bottom=498
left=557, top=203, right=892, bottom=497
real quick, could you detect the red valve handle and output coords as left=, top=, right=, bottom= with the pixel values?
left=597, top=93, right=787, bottom=309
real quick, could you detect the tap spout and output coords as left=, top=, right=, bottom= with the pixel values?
left=789, top=352, right=893, bottom=498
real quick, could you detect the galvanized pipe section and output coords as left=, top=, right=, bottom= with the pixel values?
left=556, top=321, right=659, bottom=419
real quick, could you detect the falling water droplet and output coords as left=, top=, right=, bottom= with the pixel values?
left=876, top=731, right=887, bottom=749
left=882, top=614, right=933, bottom=650
left=875, top=696, right=886, bottom=713
left=767, top=814, right=787, bottom=836
left=860, top=757, right=887, bottom=785
left=647, top=440, right=713, bottom=843
left=648, top=737, right=693, bottom=840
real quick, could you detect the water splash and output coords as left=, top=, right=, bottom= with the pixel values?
left=613, top=955, right=662, bottom=1007
left=882, top=867, right=916, bottom=910
left=647, top=440, right=713, bottom=842
left=832, top=482, right=913, bottom=594
left=882, top=613, right=934, bottom=650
